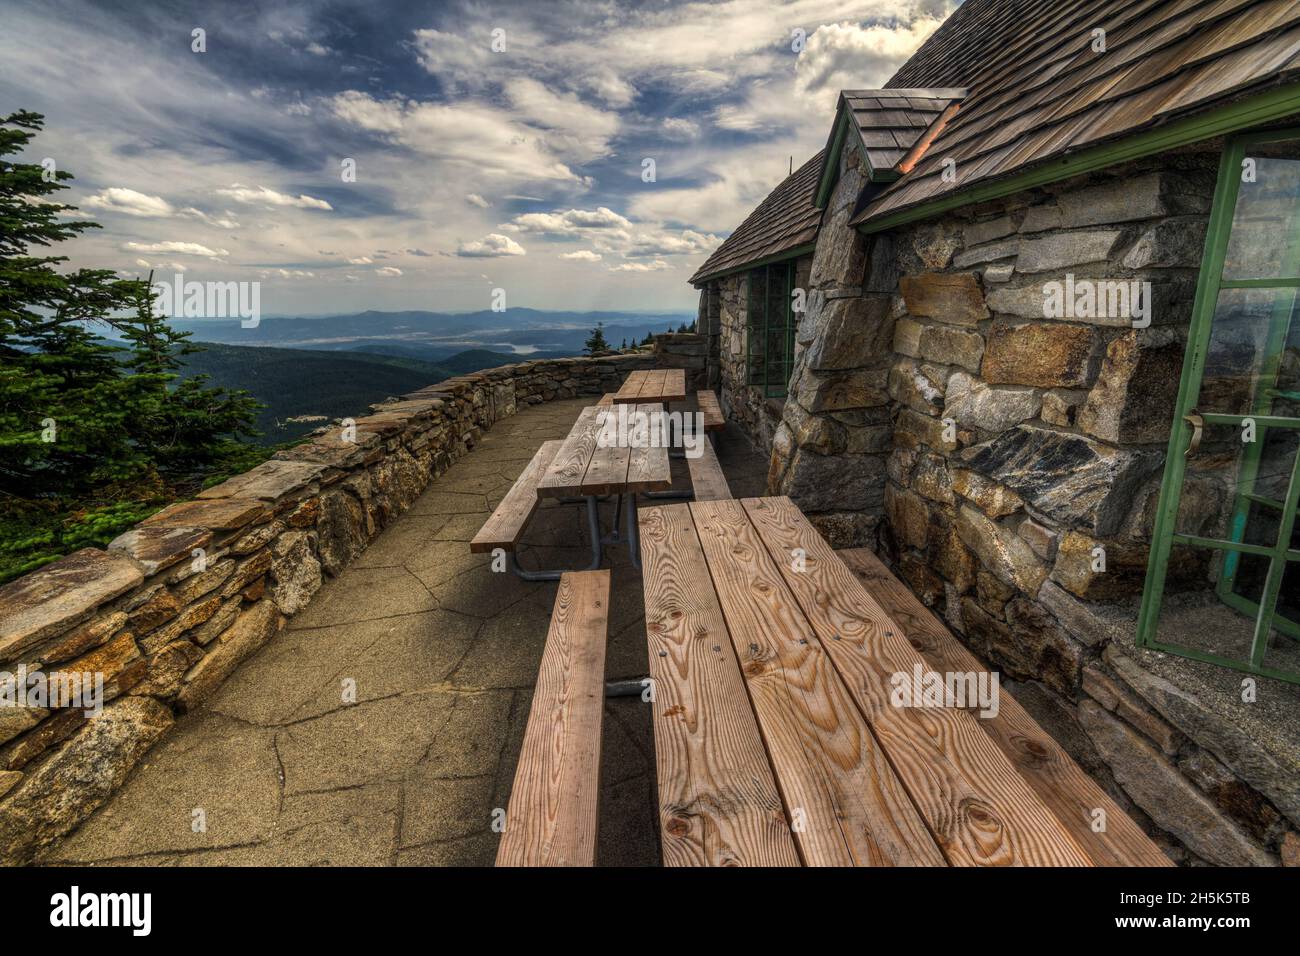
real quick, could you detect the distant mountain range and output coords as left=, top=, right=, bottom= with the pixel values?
left=170, top=307, right=695, bottom=360
left=172, top=342, right=578, bottom=444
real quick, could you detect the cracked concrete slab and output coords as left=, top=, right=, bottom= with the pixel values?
left=50, top=398, right=773, bottom=867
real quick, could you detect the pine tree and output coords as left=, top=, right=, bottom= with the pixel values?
left=0, top=111, right=266, bottom=580
left=0, top=110, right=147, bottom=496
left=583, top=322, right=609, bottom=354
left=117, top=275, right=262, bottom=478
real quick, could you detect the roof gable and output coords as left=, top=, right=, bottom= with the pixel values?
left=814, top=88, right=966, bottom=206
left=689, top=151, right=824, bottom=285
left=852, top=0, right=1300, bottom=228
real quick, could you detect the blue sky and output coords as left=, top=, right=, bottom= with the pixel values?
left=1, top=0, right=956, bottom=316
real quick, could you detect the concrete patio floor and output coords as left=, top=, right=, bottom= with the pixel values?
left=46, top=397, right=769, bottom=866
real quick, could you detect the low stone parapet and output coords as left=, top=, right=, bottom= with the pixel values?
left=0, top=351, right=655, bottom=864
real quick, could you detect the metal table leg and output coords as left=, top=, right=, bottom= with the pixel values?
left=507, top=495, right=602, bottom=581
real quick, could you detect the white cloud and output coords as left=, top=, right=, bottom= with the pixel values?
left=82, top=188, right=240, bottom=229
left=124, top=240, right=229, bottom=258
left=560, top=250, right=602, bottom=262
left=662, top=117, right=701, bottom=140
left=84, top=187, right=175, bottom=217
left=305, top=42, right=330, bottom=56
left=134, top=257, right=187, bottom=273
left=347, top=256, right=373, bottom=265
left=503, top=77, right=619, bottom=164
left=610, top=259, right=669, bottom=273
left=624, top=229, right=722, bottom=258
left=465, top=193, right=489, bottom=208
left=375, top=266, right=403, bottom=277
left=506, top=206, right=632, bottom=236
left=216, top=183, right=333, bottom=210
left=456, top=233, right=526, bottom=258
left=329, top=91, right=590, bottom=186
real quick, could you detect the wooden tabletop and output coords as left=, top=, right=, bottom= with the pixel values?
left=612, top=369, right=687, bottom=405
left=637, top=496, right=1120, bottom=867
left=536, top=404, right=673, bottom=499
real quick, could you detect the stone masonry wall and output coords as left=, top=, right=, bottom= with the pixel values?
left=653, top=332, right=708, bottom=391
left=0, top=352, right=656, bottom=865
left=712, top=255, right=813, bottom=453
left=761, top=136, right=1298, bottom=866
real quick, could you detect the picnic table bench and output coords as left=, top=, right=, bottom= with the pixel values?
left=472, top=386, right=734, bottom=577
left=637, top=495, right=1172, bottom=867
left=496, top=569, right=611, bottom=866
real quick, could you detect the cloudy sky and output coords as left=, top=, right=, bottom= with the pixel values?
left=1, top=0, right=957, bottom=317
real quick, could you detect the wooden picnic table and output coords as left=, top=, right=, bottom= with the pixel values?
left=612, top=369, right=687, bottom=405
left=537, top=403, right=672, bottom=499
left=637, top=495, right=1171, bottom=867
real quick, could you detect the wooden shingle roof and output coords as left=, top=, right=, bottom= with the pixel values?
left=838, top=89, right=966, bottom=176
left=689, top=151, right=824, bottom=285
left=851, top=0, right=1300, bottom=227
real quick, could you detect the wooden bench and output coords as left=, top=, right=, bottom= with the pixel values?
left=470, top=440, right=561, bottom=554
left=637, top=496, right=1172, bottom=867
left=835, top=547, right=1172, bottom=867
left=696, top=390, right=725, bottom=432
left=496, top=569, right=611, bottom=867
left=686, top=438, right=731, bottom=501
left=595, top=393, right=615, bottom=408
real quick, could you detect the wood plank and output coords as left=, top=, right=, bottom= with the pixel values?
left=625, top=403, right=673, bottom=493
left=613, top=372, right=645, bottom=404
left=835, top=547, right=1173, bottom=867
left=635, top=369, right=665, bottom=400
left=497, top=569, right=610, bottom=866
left=661, top=369, right=687, bottom=402
left=741, top=496, right=1093, bottom=867
left=537, top=406, right=604, bottom=498
left=697, top=390, right=725, bottom=431
left=581, top=421, right=631, bottom=496
left=687, top=438, right=731, bottom=501
left=688, top=499, right=946, bottom=866
left=470, top=440, right=562, bottom=553
left=638, top=504, right=801, bottom=867
left=595, top=393, right=616, bottom=408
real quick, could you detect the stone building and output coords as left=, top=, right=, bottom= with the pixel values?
left=690, top=0, right=1300, bottom=865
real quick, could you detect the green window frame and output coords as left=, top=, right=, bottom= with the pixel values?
left=745, top=260, right=797, bottom=399
left=1136, top=128, right=1300, bottom=684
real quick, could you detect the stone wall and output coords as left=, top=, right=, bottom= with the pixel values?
left=709, top=255, right=813, bottom=453
left=653, top=332, right=708, bottom=391
left=0, top=352, right=656, bottom=865
left=756, top=136, right=1299, bottom=866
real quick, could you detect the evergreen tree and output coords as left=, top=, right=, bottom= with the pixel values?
left=117, top=275, right=261, bottom=478
left=0, top=111, right=266, bottom=580
left=0, top=110, right=147, bottom=496
left=583, top=322, right=609, bottom=354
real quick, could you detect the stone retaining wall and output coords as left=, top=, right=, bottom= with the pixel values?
left=0, top=351, right=656, bottom=865
left=744, top=136, right=1298, bottom=865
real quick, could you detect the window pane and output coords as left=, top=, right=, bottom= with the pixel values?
left=1222, top=140, right=1300, bottom=281
left=1196, top=287, right=1299, bottom=415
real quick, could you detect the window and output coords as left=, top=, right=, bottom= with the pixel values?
left=746, top=261, right=797, bottom=398
left=1137, top=129, right=1300, bottom=684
